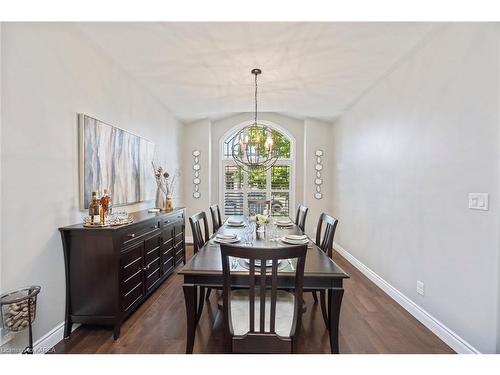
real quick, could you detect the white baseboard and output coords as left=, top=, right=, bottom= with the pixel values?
left=33, top=322, right=79, bottom=354
left=333, top=242, right=480, bottom=354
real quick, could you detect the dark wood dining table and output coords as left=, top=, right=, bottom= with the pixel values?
left=178, top=217, right=349, bottom=354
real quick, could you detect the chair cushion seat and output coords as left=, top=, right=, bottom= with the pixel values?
left=230, top=289, right=295, bottom=337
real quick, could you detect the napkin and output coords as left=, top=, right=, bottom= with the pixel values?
left=228, top=218, right=244, bottom=225
left=277, top=219, right=292, bottom=225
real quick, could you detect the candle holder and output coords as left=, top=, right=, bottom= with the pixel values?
left=0, top=286, right=41, bottom=354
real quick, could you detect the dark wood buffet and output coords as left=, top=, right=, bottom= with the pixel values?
left=59, top=208, right=186, bottom=339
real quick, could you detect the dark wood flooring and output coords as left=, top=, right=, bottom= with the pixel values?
left=52, top=246, right=454, bottom=354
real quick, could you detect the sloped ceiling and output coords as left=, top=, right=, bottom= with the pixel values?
left=76, top=22, right=444, bottom=123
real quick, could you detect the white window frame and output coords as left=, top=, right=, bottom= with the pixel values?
left=219, top=120, right=296, bottom=218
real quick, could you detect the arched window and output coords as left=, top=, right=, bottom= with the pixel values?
left=221, top=124, right=294, bottom=217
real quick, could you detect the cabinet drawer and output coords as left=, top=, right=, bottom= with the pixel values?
left=122, top=221, right=160, bottom=246
left=161, top=211, right=184, bottom=226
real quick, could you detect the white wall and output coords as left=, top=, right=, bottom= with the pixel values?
left=0, top=23, right=3, bottom=297
left=0, top=23, right=183, bottom=349
left=182, top=119, right=212, bottom=236
left=304, top=118, right=335, bottom=238
left=331, top=23, right=499, bottom=353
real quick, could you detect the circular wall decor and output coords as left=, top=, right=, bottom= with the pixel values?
left=192, top=150, right=201, bottom=199
left=314, top=149, right=324, bottom=200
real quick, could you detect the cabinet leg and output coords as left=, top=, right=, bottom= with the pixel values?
left=183, top=284, right=197, bottom=354
left=328, top=288, right=344, bottom=354
left=64, top=319, right=73, bottom=339
left=113, top=324, right=121, bottom=340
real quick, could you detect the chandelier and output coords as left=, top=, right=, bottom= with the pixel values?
left=230, top=68, right=279, bottom=172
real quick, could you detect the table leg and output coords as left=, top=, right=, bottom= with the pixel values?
left=328, top=288, right=344, bottom=354
left=183, top=284, right=198, bottom=354
left=196, top=286, right=205, bottom=323
left=319, top=290, right=328, bottom=329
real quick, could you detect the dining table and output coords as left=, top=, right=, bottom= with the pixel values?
left=178, top=216, right=349, bottom=354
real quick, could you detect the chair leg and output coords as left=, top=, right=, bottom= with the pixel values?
left=196, top=286, right=205, bottom=323
left=320, top=290, right=329, bottom=329
left=205, top=288, right=212, bottom=302
left=312, top=291, right=318, bottom=303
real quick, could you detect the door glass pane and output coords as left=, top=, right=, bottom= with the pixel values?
left=224, top=165, right=244, bottom=215
left=271, top=165, right=290, bottom=190
left=271, top=192, right=289, bottom=217
left=248, top=192, right=267, bottom=216
left=247, top=168, right=266, bottom=190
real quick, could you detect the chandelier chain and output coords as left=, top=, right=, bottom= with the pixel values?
left=254, top=71, right=258, bottom=125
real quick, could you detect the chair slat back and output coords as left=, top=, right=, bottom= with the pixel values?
left=295, top=205, right=309, bottom=232
left=189, top=211, right=209, bottom=254
left=210, top=204, right=223, bottom=234
left=315, top=213, right=339, bottom=258
left=220, top=244, right=307, bottom=338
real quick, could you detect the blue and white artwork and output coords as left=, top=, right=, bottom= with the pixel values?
left=80, top=114, right=155, bottom=209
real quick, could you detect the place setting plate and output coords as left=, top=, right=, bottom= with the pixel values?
left=238, top=258, right=289, bottom=271
left=210, top=233, right=241, bottom=245
left=280, top=234, right=310, bottom=246
left=225, top=218, right=246, bottom=227
left=275, top=219, right=294, bottom=228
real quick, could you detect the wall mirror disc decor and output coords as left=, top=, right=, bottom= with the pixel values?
left=314, top=149, right=324, bottom=200
left=79, top=114, right=155, bottom=209
left=192, top=150, right=201, bottom=199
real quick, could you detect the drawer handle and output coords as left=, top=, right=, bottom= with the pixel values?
left=128, top=233, right=135, bottom=238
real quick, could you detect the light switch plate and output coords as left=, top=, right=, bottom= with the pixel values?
left=416, top=281, right=425, bottom=296
left=468, top=193, right=489, bottom=211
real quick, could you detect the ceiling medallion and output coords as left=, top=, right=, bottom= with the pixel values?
left=230, top=69, right=279, bottom=172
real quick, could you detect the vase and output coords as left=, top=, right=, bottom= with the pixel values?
left=256, top=223, right=266, bottom=240
left=164, top=195, right=174, bottom=212
left=155, top=187, right=166, bottom=209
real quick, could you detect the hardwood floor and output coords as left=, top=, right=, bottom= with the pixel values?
left=52, top=246, right=454, bottom=354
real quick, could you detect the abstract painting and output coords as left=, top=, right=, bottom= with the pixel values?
left=79, top=114, right=155, bottom=209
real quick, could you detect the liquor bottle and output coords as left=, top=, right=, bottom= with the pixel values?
left=88, top=191, right=100, bottom=224
left=99, top=190, right=110, bottom=225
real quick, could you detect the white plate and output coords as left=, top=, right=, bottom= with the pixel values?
left=280, top=237, right=309, bottom=245
left=285, top=234, right=308, bottom=241
left=214, top=236, right=241, bottom=244
left=226, top=223, right=245, bottom=227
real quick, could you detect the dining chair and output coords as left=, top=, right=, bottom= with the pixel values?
left=220, top=243, right=307, bottom=354
left=209, top=204, right=223, bottom=234
left=189, top=211, right=211, bottom=320
left=295, top=205, right=309, bottom=232
left=310, top=213, right=339, bottom=328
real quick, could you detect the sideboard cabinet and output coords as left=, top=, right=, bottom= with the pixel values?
left=59, top=208, right=186, bottom=339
